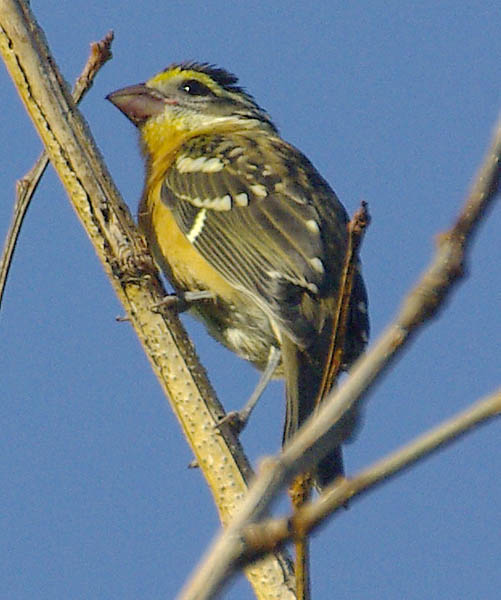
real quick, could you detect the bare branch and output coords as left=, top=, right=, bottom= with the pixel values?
left=177, top=116, right=501, bottom=600
left=241, top=387, right=501, bottom=560
left=319, top=201, right=371, bottom=404
left=0, top=32, right=113, bottom=310
left=0, top=1, right=295, bottom=597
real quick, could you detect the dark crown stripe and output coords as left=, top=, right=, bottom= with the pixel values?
left=166, top=61, right=245, bottom=95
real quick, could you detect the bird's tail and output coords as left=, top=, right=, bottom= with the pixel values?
left=281, top=338, right=344, bottom=488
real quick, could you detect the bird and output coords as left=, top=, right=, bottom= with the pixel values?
left=107, top=62, right=369, bottom=487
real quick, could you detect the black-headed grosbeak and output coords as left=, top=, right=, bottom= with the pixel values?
left=107, top=62, right=369, bottom=487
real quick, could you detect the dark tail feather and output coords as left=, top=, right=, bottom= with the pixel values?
left=281, top=338, right=344, bottom=489
left=316, top=445, right=344, bottom=488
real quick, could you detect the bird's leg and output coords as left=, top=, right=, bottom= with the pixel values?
left=217, top=345, right=281, bottom=435
left=151, top=290, right=214, bottom=314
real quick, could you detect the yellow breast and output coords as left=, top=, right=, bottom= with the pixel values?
left=140, top=178, right=239, bottom=305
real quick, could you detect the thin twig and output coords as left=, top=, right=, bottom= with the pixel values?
left=319, top=201, right=370, bottom=397
left=0, top=31, right=113, bottom=311
left=178, top=116, right=501, bottom=600
left=289, top=472, right=312, bottom=600
left=292, top=200, right=370, bottom=600
left=241, top=387, right=501, bottom=560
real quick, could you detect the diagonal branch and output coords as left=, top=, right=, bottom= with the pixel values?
left=241, top=387, right=501, bottom=560
left=0, top=1, right=295, bottom=598
left=318, top=201, right=371, bottom=405
left=0, top=31, right=113, bottom=310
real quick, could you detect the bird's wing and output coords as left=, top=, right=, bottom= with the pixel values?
left=161, top=133, right=350, bottom=346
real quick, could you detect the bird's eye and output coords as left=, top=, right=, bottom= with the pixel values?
left=180, top=79, right=213, bottom=96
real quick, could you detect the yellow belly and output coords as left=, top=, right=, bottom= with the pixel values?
left=139, top=183, right=281, bottom=371
left=141, top=182, right=239, bottom=304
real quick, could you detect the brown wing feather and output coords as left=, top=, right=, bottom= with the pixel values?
left=161, top=132, right=357, bottom=348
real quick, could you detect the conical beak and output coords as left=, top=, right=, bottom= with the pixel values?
left=106, top=84, right=168, bottom=126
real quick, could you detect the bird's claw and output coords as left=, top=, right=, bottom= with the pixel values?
left=151, top=290, right=214, bottom=314
left=215, top=410, right=250, bottom=436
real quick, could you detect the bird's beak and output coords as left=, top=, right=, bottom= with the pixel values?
left=106, top=84, right=171, bottom=126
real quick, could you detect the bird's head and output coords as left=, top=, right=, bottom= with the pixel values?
left=107, top=62, right=277, bottom=157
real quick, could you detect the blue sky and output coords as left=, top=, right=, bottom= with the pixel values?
left=1, top=2, right=500, bottom=598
